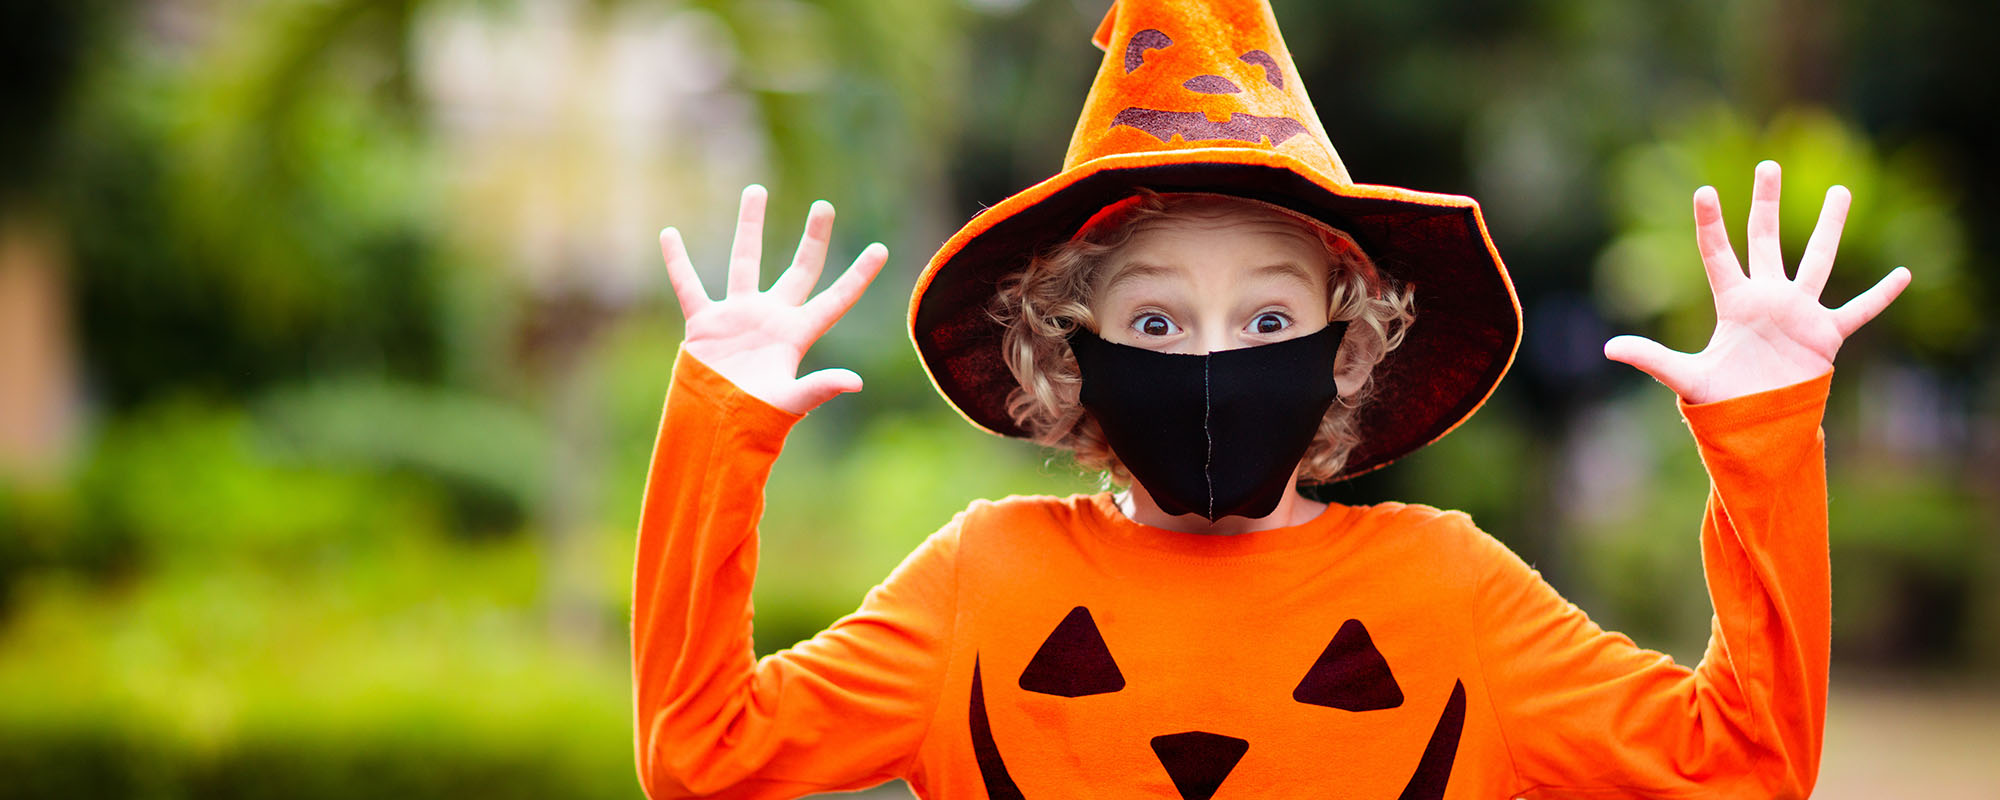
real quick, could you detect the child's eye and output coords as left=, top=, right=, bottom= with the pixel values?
left=1131, top=313, right=1179, bottom=337
left=1250, top=312, right=1291, bottom=334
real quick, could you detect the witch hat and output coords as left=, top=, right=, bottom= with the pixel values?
left=908, top=0, right=1521, bottom=481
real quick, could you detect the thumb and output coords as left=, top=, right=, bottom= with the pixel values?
left=791, top=368, right=864, bottom=412
left=1604, top=335, right=1695, bottom=394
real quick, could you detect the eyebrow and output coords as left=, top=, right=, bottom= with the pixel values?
left=1252, top=261, right=1320, bottom=291
left=1096, top=262, right=1176, bottom=297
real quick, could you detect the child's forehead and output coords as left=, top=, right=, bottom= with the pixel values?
left=1097, top=220, right=1330, bottom=298
left=1077, top=193, right=1343, bottom=301
left=1097, top=259, right=1323, bottom=300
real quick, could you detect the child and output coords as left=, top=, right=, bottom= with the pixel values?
left=632, top=1, right=1910, bottom=798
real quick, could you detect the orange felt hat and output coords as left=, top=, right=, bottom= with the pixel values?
left=907, top=0, right=1522, bottom=481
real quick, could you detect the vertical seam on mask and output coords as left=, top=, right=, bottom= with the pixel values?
left=1203, top=356, right=1214, bottom=520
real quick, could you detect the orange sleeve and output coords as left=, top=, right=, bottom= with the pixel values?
left=1473, top=372, right=1831, bottom=799
left=630, top=349, right=957, bottom=799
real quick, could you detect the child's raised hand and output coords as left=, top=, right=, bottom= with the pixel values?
left=662, top=185, right=888, bottom=415
left=1603, top=160, right=1912, bottom=404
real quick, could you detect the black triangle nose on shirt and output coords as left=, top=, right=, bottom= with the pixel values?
left=1150, top=731, right=1248, bottom=800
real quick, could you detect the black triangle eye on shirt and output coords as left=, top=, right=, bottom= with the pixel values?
left=1019, top=607, right=1127, bottom=697
left=1018, top=608, right=1403, bottom=713
left=1293, top=618, right=1404, bottom=711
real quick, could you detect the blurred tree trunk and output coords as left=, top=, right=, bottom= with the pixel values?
left=0, top=211, right=78, bottom=484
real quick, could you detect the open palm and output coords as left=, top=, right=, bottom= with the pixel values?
left=1605, top=161, right=1911, bottom=404
left=662, top=185, right=887, bottom=415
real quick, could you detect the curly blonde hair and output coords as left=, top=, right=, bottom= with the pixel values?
left=990, top=191, right=1416, bottom=484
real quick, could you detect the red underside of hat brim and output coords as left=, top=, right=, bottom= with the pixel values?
left=909, top=147, right=1522, bottom=482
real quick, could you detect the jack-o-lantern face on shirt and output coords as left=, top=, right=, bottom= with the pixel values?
left=1107, top=28, right=1310, bottom=148
left=969, top=607, right=1466, bottom=799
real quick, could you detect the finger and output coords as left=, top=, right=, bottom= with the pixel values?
left=727, top=184, right=768, bottom=296
left=1604, top=334, right=1700, bottom=396
left=1831, top=266, right=1912, bottom=338
left=1795, top=185, right=1851, bottom=297
left=1693, top=185, right=1747, bottom=294
left=800, top=242, right=888, bottom=337
left=660, top=227, right=710, bottom=318
left=1746, top=160, right=1785, bottom=280
left=771, top=200, right=835, bottom=305
left=792, top=368, right=865, bottom=411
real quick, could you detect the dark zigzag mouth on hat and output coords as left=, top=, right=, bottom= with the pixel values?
left=1110, top=108, right=1309, bottom=147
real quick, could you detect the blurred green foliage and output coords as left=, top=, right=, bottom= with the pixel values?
left=0, top=534, right=634, bottom=800
left=59, top=0, right=446, bottom=409
left=3, top=0, right=1998, bottom=797
left=1598, top=103, right=1971, bottom=357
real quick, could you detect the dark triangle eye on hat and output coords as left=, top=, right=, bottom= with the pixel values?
left=906, top=0, right=1522, bottom=481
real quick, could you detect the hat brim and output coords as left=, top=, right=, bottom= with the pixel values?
left=909, top=147, right=1521, bottom=481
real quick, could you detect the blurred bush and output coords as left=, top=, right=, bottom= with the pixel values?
left=0, top=535, right=635, bottom=800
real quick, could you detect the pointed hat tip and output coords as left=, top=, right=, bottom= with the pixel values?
left=1091, top=0, right=1120, bottom=51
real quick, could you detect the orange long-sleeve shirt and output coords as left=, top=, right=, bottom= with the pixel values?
left=632, top=350, right=1831, bottom=799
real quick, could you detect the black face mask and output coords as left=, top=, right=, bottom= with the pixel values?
left=1067, top=322, right=1349, bottom=522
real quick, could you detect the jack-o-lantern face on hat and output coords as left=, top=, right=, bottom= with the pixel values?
left=1059, top=1, right=1350, bottom=182
left=969, top=607, right=1466, bottom=799
left=1108, top=28, right=1309, bottom=148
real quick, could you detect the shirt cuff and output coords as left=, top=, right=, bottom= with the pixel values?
left=1676, top=370, right=1833, bottom=430
left=1676, top=370, right=1831, bottom=479
left=671, top=347, right=806, bottom=433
